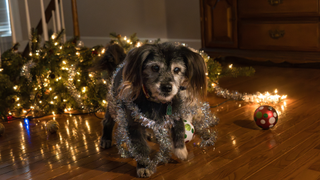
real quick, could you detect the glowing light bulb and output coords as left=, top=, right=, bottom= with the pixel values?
left=275, top=89, right=278, bottom=94
left=102, top=100, right=106, bottom=104
left=17, top=103, right=20, bottom=106
left=63, top=61, right=66, bottom=64
left=17, top=97, right=19, bottom=101
left=59, top=46, right=62, bottom=49
left=101, top=48, right=105, bottom=54
left=54, top=96, right=58, bottom=99
left=29, top=52, right=32, bottom=56
left=54, top=42, right=58, bottom=46
left=50, top=101, right=54, bottom=104
left=13, top=86, right=18, bottom=90
left=124, top=36, right=127, bottom=40
left=229, top=64, right=233, bottom=69
left=39, top=101, right=42, bottom=104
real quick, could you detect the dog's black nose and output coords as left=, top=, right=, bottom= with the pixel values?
left=161, top=84, right=172, bottom=92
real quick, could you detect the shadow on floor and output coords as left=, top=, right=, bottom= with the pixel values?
left=233, top=119, right=260, bottom=130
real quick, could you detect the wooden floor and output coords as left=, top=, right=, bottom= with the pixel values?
left=1, top=65, right=320, bottom=180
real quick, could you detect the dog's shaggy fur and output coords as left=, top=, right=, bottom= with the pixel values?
left=100, top=42, right=207, bottom=178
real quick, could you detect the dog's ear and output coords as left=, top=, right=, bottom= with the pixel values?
left=120, top=44, right=154, bottom=100
left=180, top=46, right=207, bottom=100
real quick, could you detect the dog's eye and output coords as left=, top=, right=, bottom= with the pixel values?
left=151, top=65, right=160, bottom=72
left=174, top=67, right=181, bottom=74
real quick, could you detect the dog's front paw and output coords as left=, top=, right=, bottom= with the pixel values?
left=174, top=146, right=188, bottom=160
left=137, top=168, right=153, bottom=178
left=100, top=139, right=112, bottom=149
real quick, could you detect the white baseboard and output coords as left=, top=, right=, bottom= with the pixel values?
left=67, top=36, right=202, bottom=50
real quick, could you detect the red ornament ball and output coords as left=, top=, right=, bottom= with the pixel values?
left=254, top=105, right=278, bottom=130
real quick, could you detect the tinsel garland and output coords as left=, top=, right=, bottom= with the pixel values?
left=189, top=101, right=219, bottom=147
left=65, top=65, right=85, bottom=110
left=214, top=86, right=285, bottom=103
left=107, top=62, right=219, bottom=172
left=215, top=86, right=244, bottom=100
left=20, top=60, right=36, bottom=82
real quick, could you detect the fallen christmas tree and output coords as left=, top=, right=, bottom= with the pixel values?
left=0, top=31, right=255, bottom=121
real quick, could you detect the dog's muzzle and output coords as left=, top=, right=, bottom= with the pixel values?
left=160, top=83, right=172, bottom=93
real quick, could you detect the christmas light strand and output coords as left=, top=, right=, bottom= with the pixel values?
left=214, top=86, right=287, bottom=104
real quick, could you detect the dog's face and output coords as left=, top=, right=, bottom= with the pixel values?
left=142, top=54, right=187, bottom=103
left=120, top=42, right=207, bottom=103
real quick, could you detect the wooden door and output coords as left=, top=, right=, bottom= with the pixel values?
left=200, top=0, right=238, bottom=48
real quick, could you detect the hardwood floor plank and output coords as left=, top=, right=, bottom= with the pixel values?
left=287, top=169, right=320, bottom=180
left=246, top=133, right=320, bottom=180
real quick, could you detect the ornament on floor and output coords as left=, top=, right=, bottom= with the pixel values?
left=47, top=120, right=59, bottom=133
left=0, top=123, right=5, bottom=136
left=184, top=120, right=195, bottom=143
left=254, top=105, right=278, bottom=130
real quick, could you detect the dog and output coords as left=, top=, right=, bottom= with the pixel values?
left=100, top=42, right=207, bottom=178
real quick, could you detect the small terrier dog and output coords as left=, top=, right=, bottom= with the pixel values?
left=100, top=42, right=207, bottom=177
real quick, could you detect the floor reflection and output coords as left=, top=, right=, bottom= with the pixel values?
left=0, top=114, right=102, bottom=179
